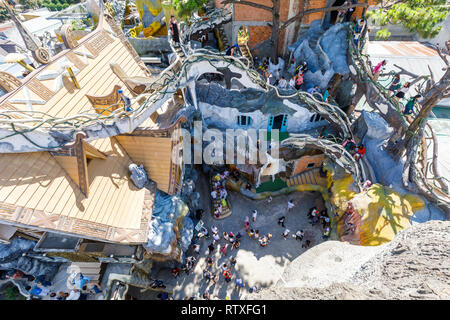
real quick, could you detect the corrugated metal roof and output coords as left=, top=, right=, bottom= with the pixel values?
left=368, top=41, right=439, bottom=57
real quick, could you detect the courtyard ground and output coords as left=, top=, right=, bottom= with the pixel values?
left=151, top=172, right=326, bottom=300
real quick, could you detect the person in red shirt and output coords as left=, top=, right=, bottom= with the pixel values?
left=295, top=73, right=304, bottom=90
left=223, top=269, right=232, bottom=282
left=354, top=144, right=366, bottom=160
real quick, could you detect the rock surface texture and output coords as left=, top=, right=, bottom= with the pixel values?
left=246, top=221, right=450, bottom=300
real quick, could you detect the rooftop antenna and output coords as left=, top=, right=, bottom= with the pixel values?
left=1, top=0, right=51, bottom=65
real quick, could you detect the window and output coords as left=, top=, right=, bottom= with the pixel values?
left=310, top=114, right=324, bottom=122
left=307, top=163, right=315, bottom=168
left=237, top=115, right=253, bottom=127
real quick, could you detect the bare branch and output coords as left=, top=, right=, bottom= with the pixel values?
left=280, top=3, right=369, bottom=30
left=436, top=44, right=450, bottom=67
left=392, top=63, right=420, bottom=78
left=220, top=0, right=272, bottom=12
left=427, top=64, right=435, bottom=85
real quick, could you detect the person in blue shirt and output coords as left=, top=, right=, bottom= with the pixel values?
left=404, top=94, right=421, bottom=115
left=307, top=85, right=319, bottom=95
left=118, top=89, right=133, bottom=112
left=322, top=88, right=330, bottom=102
left=72, top=273, right=90, bottom=289
left=235, top=277, right=245, bottom=289
left=27, top=285, right=50, bottom=298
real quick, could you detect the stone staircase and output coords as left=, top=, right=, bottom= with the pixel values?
left=173, top=45, right=186, bottom=62
left=286, top=167, right=328, bottom=188
left=69, top=262, right=102, bottom=283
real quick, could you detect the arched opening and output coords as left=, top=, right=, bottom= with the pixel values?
left=197, top=72, right=225, bottom=84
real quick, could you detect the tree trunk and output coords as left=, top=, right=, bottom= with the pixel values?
left=270, top=0, right=281, bottom=65
left=388, top=67, right=449, bottom=158
left=389, top=94, right=439, bottom=158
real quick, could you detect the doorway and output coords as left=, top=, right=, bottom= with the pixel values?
left=268, top=114, right=288, bottom=132
left=330, top=0, right=345, bottom=25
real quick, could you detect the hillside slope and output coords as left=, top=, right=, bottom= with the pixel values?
left=246, top=221, right=450, bottom=300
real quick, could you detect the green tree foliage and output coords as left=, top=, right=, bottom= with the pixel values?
left=0, top=6, right=9, bottom=23
left=2, top=286, right=26, bottom=300
left=163, top=0, right=209, bottom=20
left=18, top=0, right=41, bottom=9
left=40, top=0, right=80, bottom=11
left=367, top=0, right=450, bottom=39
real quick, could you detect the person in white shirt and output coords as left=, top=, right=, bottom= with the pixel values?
left=274, top=69, right=280, bottom=81
left=219, top=188, right=227, bottom=199
left=251, top=209, right=258, bottom=222
left=282, top=228, right=290, bottom=239
left=278, top=76, right=287, bottom=89
left=293, top=230, right=304, bottom=241
left=221, top=263, right=228, bottom=272
left=211, top=226, right=218, bottom=234
left=393, top=82, right=411, bottom=101
left=287, top=200, right=295, bottom=211
left=223, top=232, right=229, bottom=242
left=193, top=244, right=200, bottom=254
left=289, top=76, right=296, bottom=88
left=213, top=232, right=220, bottom=243
left=66, top=289, right=80, bottom=300
left=211, top=190, right=217, bottom=199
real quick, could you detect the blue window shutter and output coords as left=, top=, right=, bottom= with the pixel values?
left=281, top=114, right=288, bottom=132
left=268, top=116, right=274, bottom=132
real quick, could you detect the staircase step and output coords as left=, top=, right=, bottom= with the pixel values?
left=71, top=262, right=101, bottom=268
